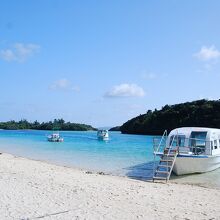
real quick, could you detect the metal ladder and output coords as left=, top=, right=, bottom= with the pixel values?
left=153, top=148, right=178, bottom=182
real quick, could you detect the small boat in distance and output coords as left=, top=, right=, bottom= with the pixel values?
left=47, top=132, right=64, bottom=142
left=97, top=130, right=109, bottom=140
left=153, top=127, right=220, bottom=181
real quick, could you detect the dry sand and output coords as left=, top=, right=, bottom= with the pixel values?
left=0, top=153, right=219, bottom=220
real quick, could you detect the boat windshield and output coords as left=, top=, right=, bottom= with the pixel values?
left=98, top=130, right=107, bottom=133
left=190, top=132, right=207, bottom=146
left=189, top=131, right=207, bottom=154
left=169, top=135, right=185, bottom=147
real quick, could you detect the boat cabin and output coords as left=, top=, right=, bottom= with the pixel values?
left=168, top=127, right=220, bottom=156
left=97, top=129, right=109, bottom=140
left=47, top=132, right=64, bottom=142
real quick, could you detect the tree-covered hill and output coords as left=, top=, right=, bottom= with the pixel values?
left=109, top=126, right=121, bottom=131
left=0, top=119, right=97, bottom=131
left=120, top=99, right=220, bottom=135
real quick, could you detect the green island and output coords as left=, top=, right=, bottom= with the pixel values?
left=109, top=126, right=121, bottom=131
left=120, top=99, right=220, bottom=135
left=0, top=119, right=96, bottom=131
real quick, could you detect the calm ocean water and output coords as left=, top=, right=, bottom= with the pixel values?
left=0, top=130, right=219, bottom=188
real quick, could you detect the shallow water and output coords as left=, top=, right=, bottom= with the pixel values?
left=0, top=130, right=219, bottom=188
left=171, top=168, right=220, bottom=188
left=0, top=130, right=154, bottom=177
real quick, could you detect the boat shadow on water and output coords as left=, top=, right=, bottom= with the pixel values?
left=124, top=161, right=192, bottom=182
left=125, top=161, right=220, bottom=188
left=124, top=161, right=155, bottom=181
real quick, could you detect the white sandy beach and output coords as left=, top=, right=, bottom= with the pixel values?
left=0, top=153, right=219, bottom=220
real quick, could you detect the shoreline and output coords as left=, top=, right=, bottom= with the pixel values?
left=1, top=146, right=220, bottom=189
left=1, top=148, right=220, bottom=189
left=1, top=147, right=220, bottom=187
left=0, top=152, right=219, bottom=219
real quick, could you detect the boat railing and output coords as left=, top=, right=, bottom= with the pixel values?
left=153, top=131, right=180, bottom=155
left=178, top=137, right=212, bottom=155
left=153, top=132, right=213, bottom=156
left=153, top=130, right=168, bottom=154
left=169, top=136, right=213, bottom=155
left=169, top=132, right=180, bottom=154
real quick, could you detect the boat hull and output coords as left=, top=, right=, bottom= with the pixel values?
left=97, top=136, right=109, bottom=140
left=48, top=138, right=64, bottom=142
left=173, top=155, right=220, bottom=175
left=97, top=130, right=109, bottom=140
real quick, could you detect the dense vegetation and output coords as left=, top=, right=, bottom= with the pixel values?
left=0, top=119, right=96, bottom=131
left=120, top=99, right=220, bottom=135
left=109, top=126, right=121, bottom=131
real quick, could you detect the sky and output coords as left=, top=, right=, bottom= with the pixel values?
left=0, top=0, right=220, bottom=127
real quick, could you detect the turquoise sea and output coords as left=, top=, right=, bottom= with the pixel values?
left=0, top=130, right=219, bottom=188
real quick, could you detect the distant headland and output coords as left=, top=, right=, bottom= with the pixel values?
left=119, top=99, right=220, bottom=135
left=0, top=119, right=96, bottom=131
left=109, top=126, right=121, bottom=131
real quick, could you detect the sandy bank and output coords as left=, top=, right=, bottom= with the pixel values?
left=0, top=153, right=219, bottom=220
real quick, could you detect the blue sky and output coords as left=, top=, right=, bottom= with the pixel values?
left=1, top=0, right=220, bottom=127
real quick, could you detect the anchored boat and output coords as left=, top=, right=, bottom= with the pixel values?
left=153, top=127, right=220, bottom=181
left=47, top=132, right=64, bottom=142
left=97, top=130, right=109, bottom=140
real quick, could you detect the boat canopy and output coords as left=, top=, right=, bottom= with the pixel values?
left=168, top=127, right=220, bottom=156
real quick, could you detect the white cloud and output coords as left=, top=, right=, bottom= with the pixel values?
left=105, top=83, right=145, bottom=98
left=141, top=72, right=157, bottom=79
left=0, top=49, right=16, bottom=61
left=0, top=43, right=40, bottom=62
left=194, top=45, right=220, bottom=61
left=49, top=78, right=80, bottom=92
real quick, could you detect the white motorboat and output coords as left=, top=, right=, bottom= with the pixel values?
left=47, top=132, right=64, bottom=142
left=153, top=127, right=220, bottom=176
left=97, top=130, right=109, bottom=140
